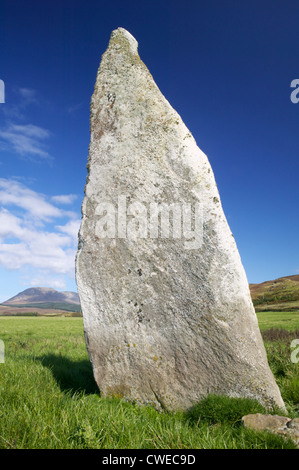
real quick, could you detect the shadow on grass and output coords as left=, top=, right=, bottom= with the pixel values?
left=39, top=354, right=100, bottom=396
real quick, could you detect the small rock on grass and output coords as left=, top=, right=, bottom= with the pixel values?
left=242, top=413, right=299, bottom=447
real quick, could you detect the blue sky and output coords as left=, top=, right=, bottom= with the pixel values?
left=0, top=0, right=298, bottom=301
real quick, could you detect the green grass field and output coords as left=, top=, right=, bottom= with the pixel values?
left=0, top=313, right=298, bottom=449
left=257, top=311, right=299, bottom=330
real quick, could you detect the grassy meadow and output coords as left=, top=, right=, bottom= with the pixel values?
left=0, top=312, right=298, bottom=449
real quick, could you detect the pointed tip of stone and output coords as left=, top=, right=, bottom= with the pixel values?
left=109, top=27, right=139, bottom=55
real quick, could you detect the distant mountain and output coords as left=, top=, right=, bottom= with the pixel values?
left=3, top=287, right=80, bottom=305
left=0, top=287, right=81, bottom=316
left=250, top=275, right=299, bottom=312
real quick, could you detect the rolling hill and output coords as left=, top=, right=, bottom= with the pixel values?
left=0, top=287, right=81, bottom=316
left=250, top=274, right=299, bottom=312
left=1, top=276, right=299, bottom=317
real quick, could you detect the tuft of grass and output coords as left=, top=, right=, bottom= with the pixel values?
left=233, top=427, right=297, bottom=449
left=263, top=339, right=299, bottom=416
left=186, top=395, right=267, bottom=427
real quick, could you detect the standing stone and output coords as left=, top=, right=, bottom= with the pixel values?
left=76, top=28, right=285, bottom=411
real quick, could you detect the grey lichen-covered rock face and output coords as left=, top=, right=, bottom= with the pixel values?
left=76, top=28, right=285, bottom=411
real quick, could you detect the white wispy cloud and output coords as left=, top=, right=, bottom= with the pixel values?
left=0, top=87, right=52, bottom=161
left=0, top=178, right=61, bottom=221
left=0, top=209, right=24, bottom=240
left=0, top=179, right=80, bottom=278
left=18, top=88, right=38, bottom=105
left=9, top=123, right=49, bottom=139
left=67, top=101, right=84, bottom=114
left=51, top=194, right=77, bottom=205
left=0, top=123, right=51, bottom=160
left=1, top=87, right=39, bottom=120
left=28, top=275, right=67, bottom=290
left=56, top=219, right=81, bottom=241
